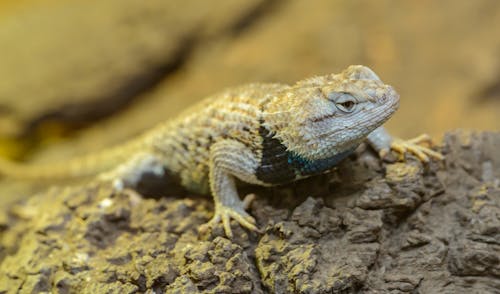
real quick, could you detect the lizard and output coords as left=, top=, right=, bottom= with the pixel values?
left=0, top=65, right=443, bottom=238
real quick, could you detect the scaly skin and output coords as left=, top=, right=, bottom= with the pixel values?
left=0, top=65, right=443, bottom=238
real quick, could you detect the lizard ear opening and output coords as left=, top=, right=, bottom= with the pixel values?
left=345, top=65, right=381, bottom=81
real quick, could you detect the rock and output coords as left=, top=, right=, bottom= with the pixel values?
left=0, top=131, right=499, bottom=292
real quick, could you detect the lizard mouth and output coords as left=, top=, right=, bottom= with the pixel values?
left=311, top=113, right=337, bottom=123
left=374, top=85, right=398, bottom=103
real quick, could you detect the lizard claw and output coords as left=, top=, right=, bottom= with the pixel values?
left=390, top=134, right=444, bottom=162
left=200, top=203, right=260, bottom=239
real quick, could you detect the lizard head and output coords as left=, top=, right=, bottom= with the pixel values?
left=264, top=65, right=400, bottom=160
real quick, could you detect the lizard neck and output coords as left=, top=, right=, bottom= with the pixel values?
left=255, top=122, right=358, bottom=185
left=286, top=147, right=356, bottom=177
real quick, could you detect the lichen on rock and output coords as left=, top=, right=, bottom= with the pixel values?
left=0, top=131, right=499, bottom=293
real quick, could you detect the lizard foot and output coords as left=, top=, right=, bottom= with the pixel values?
left=200, top=194, right=260, bottom=238
left=388, top=134, right=444, bottom=162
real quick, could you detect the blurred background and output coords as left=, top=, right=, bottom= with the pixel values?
left=0, top=0, right=499, bottom=162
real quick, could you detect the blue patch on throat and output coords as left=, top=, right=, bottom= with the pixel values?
left=287, top=148, right=355, bottom=176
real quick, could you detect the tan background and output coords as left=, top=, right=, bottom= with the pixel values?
left=0, top=0, right=498, bottom=161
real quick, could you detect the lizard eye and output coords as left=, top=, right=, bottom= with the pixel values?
left=337, top=100, right=356, bottom=112
left=328, top=92, right=357, bottom=113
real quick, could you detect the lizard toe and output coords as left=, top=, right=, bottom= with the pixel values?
left=408, top=133, right=432, bottom=145
left=242, top=193, right=256, bottom=210
left=390, top=136, right=444, bottom=163
left=201, top=205, right=260, bottom=238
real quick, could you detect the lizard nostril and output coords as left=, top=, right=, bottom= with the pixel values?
left=376, top=95, right=385, bottom=104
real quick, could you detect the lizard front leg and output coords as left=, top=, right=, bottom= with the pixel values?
left=199, top=140, right=261, bottom=238
left=367, top=127, right=443, bottom=162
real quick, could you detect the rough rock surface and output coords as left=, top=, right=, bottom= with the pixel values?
left=0, top=131, right=499, bottom=293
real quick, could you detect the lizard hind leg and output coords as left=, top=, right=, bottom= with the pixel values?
left=98, top=152, right=165, bottom=191
left=199, top=140, right=262, bottom=239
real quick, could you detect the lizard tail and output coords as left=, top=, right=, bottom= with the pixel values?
left=0, top=140, right=143, bottom=181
